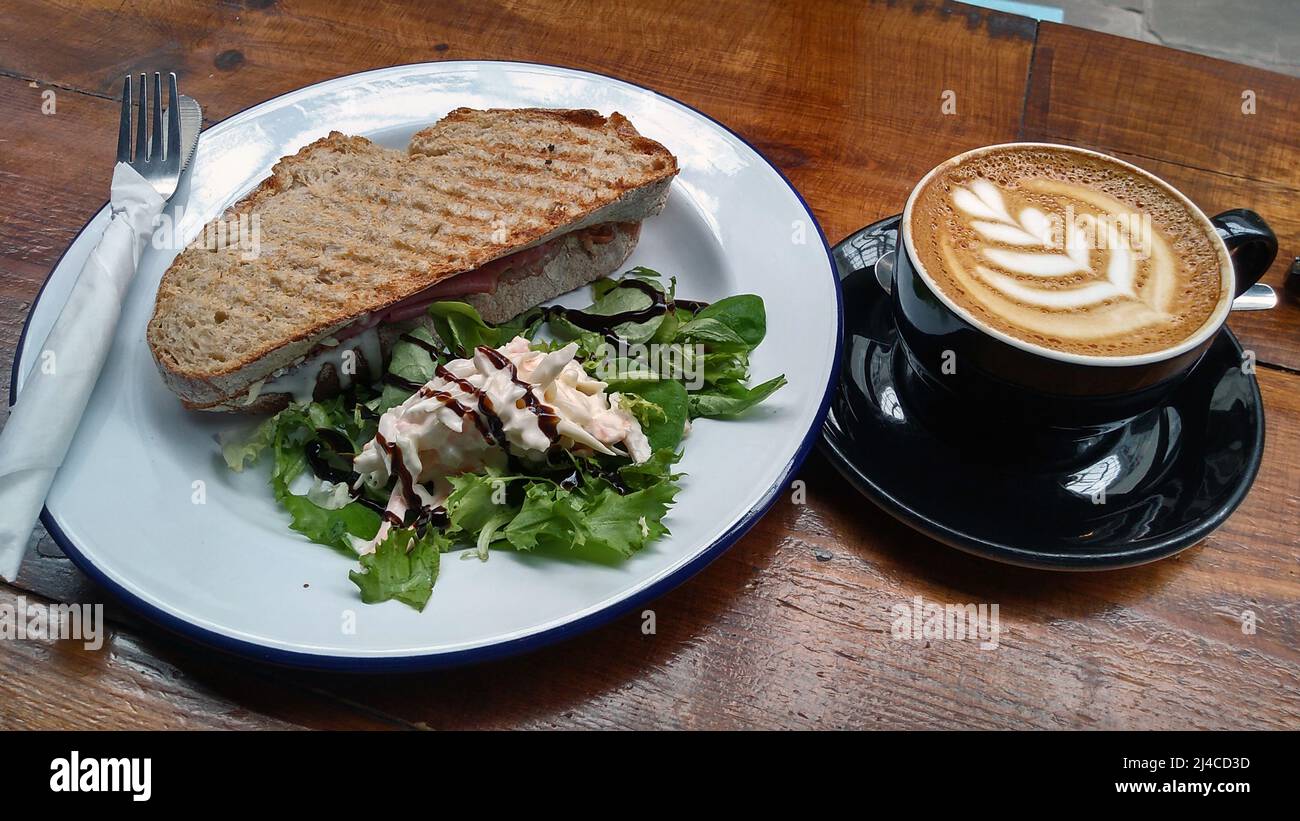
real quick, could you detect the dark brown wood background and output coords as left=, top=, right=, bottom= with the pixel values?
left=1, top=0, right=1297, bottom=729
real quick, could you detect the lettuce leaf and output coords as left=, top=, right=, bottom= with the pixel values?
left=675, top=294, right=767, bottom=349
left=615, top=392, right=667, bottom=426
left=580, top=482, right=678, bottom=557
left=369, top=326, right=441, bottom=414
left=426, top=301, right=503, bottom=357
left=349, top=527, right=446, bottom=611
left=615, top=447, right=681, bottom=491
left=549, top=276, right=783, bottom=422
left=700, top=350, right=750, bottom=383
left=502, top=483, right=585, bottom=552
left=610, top=378, right=689, bottom=451
left=445, top=470, right=513, bottom=537
left=494, top=307, right=547, bottom=342
left=549, top=276, right=666, bottom=344
left=221, top=420, right=276, bottom=472
left=222, top=402, right=381, bottom=555
left=688, top=374, right=788, bottom=418
left=219, top=271, right=782, bottom=611
left=388, top=326, right=441, bottom=382
left=441, top=448, right=680, bottom=561
left=277, top=490, right=380, bottom=556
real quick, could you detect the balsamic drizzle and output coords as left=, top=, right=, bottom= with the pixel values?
left=435, top=364, right=505, bottom=446
left=558, top=465, right=631, bottom=495
left=543, top=279, right=710, bottom=344
left=303, top=283, right=691, bottom=529
left=400, top=503, right=450, bottom=531
left=304, top=429, right=398, bottom=520
left=383, top=372, right=425, bottom=392
left=476, top=346, right=562, bottom=444
left=305, top=427, right=449, bottom=534
left=374, top=430, right=423, bottom=528
left=304, top=429, right=358, bottom=486
left=398, top=332, right=450, bottom=358
left=672, top=298, right=711, bottom=313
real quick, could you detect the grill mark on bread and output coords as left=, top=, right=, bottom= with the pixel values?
left=147, top=108, right=677, bottom=407
left=177, top=224, right=642, bottom=410
left=443, top=163, right=598, bottom=202
left=431, top=144, right=602, bottom=187
left=412, top=166, right=600, bottom=219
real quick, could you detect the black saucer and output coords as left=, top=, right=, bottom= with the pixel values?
left=820, top=215, right=1265, bottom=570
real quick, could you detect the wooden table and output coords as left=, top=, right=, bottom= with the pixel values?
left=2, top=0, right=1297, bottom=730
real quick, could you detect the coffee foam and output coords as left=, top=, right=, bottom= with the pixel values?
left=908, top=146, right=1228, bottom=358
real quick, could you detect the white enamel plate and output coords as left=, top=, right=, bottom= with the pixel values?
left=14, top=62, right=841, bottom=669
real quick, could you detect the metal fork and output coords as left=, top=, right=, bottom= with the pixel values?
left=117, top=72, right=200, bottom=199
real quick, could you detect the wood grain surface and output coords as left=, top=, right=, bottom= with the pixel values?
left=1, top=0, right=1297, bottom=730
left=1024, top=22, right=1300, bottom=372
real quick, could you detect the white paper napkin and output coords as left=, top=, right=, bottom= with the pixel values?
left=0, top=163, right=166, bottom=581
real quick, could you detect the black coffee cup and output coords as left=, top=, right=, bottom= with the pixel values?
left=885, top=143, right=1277, bottom=430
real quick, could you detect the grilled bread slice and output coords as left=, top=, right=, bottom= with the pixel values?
left=197, top=222, right=643, bottom=414
left=146, top=108, right=678, bottom=410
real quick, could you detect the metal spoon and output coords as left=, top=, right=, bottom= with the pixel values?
left=1231, top=283, right=1277, bottom=311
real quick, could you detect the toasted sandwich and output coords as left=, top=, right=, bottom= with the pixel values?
left=146, top=107, right=679, bottom=412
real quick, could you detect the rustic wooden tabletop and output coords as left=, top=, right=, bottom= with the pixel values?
left=1, top=0, right=1297, bottom=730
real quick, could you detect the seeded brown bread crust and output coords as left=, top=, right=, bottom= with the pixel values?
left=147, top=108, right=678, bottom=408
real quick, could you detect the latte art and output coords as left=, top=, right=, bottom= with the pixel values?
left=908, top=146, right=1228, bottom=358
left=955, top=178, right=1173, bottom=316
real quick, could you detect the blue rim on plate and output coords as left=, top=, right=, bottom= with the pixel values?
left=8, top=61, right=843, bottom=671
left=820, top=214, right=1265, bottom=571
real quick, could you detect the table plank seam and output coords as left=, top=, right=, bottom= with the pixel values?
left=1050, top=143, right=1300, bottom=196
left=0, top=68, right=220, bottom=127
left=1016, top=21, right=1043, bottom=141
left=0, top=68, right=119, bottom=103
left=1257, top=359, right=1300, bottom=378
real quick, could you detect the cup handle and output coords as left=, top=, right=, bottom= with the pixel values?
left=1212, top=209, right=1278, bottom=298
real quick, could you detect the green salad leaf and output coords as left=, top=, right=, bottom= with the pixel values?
left=581, top=481, right=677, bottom=557
left=502, top=482, right=586, bottom=552
left=221, top=269, right=783, bottom=611
left=688, top=374, right=788, bottom=419
left=494, top=306, right=548, bottom=342
left=609, top=378, right=689, bottom=451
left=426, top=301, right=503, bottom=357
left=349, top=527, right=446, bottom=611
left=370, top=326, right=441, bottom=414
left=277, top=490, right=380, bottom=556
left=550, top=274, right=666, bottom=344
left=445, top=470, right=509, bottom=538
left=222, top=400, right=381, bottom=556
left=437, top=445, right=682, bottom=561
left=676, top=294, right=767, bottom=350
left=388, top=326, right=441, bottom=381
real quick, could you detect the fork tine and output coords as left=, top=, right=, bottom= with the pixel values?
left=119, top=69, right=187, bottom=198
left=135, top=74, right=148, bottom=162
left=164, top=73, right=181, bottom=174
left=117, top=75, right=132, bottom=163
left=150, top=73, right=163, bottom=162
